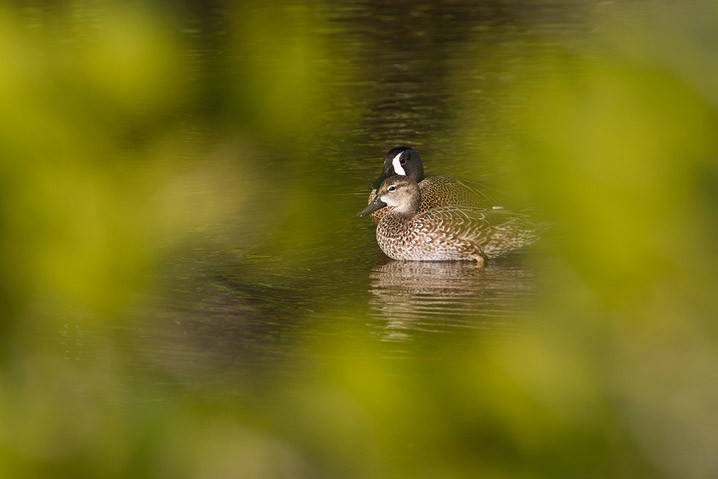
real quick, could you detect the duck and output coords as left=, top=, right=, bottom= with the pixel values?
left=358, top=175, right=546, bottom=266
left=366, top=146, right=497, bottom=224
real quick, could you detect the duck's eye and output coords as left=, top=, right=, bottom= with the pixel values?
left=400, top=158, right=406, bottom=164
left=388, top=185, right=397, bottom=192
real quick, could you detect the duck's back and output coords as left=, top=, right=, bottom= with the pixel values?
left=419, top=176, right=496, bottom=210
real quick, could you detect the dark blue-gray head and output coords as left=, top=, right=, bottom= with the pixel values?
left=369, top=146, right=424, bottom=190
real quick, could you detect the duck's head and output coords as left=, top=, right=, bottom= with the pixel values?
left=357, top=175, right=421, bottom=217
left=368, top=146, right=424, bottom=190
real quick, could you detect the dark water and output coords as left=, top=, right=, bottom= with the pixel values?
left=124, top=228, right=541, bottom=382
left=39, top=1, right=588, bottom=400
left=106, top=1, right=580, bottom=393
left=18, top=2, right=718, bottom=477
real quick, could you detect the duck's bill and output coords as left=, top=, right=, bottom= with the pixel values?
left=357, top=198, right=387, bottom=217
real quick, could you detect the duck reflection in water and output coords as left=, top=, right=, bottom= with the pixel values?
left=368, top=258, right=537, bottom=342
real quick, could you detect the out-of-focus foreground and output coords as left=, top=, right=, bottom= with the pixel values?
left=0, top=2, right=717, bottom=478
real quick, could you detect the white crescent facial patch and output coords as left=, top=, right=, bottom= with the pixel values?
left=391, top=152, right=406, bottom=176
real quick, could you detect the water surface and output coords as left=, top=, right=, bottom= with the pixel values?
left=104, top=1, right=576, bottom=391
left=9, top=2, right=718, bottom=478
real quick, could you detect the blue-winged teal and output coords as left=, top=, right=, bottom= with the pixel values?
left=358, top=175, right=546, bottom=266
left=367, top=146, right=496, bottom=224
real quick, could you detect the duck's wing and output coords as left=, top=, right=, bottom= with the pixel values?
left=413, top=207, right=494, bottom=245
left=416, top=206, right=549, bottom=258
left=477, top=207, right=550, bottom=256
left=448, top=177, right=502, bottom=207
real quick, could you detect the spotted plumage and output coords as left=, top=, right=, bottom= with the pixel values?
left=367, top=147, right=496, bottom=224
left=358, top=176, right=547, bottom=266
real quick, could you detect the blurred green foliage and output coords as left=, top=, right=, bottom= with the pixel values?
left=0, top=1, right=717, bottom=479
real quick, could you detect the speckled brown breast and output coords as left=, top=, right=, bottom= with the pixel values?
left=367, top=176, right=496, bottom=225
